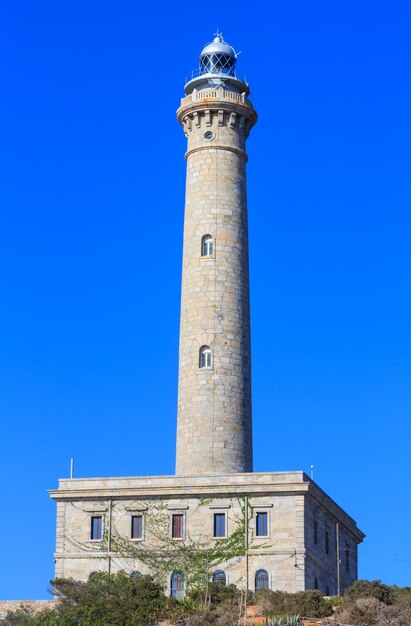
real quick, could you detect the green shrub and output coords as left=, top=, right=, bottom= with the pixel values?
left=189, top=581, right=241, bottom=606
left=5, top=608, right=59, bottom=625
left=391, top=585, right=411, bottom=606
left=342, top=579, right=393, bottom=605
left=7, top=572, right=189, bottom=626
left=336, top=596, right=411, bottom=625
left=336, top=581, right=411, bottom=626
left=254, top=589, right=332, bottom=618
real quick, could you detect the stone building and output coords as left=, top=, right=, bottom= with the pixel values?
left=50, top=33, right=364, bottom=597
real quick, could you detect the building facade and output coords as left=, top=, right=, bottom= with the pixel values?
left=50, top=33, right=364, bottom=596
left=50, top=472, right=363, bottom=596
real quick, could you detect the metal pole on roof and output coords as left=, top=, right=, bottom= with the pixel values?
left=336, top=522, right=341, bottom=598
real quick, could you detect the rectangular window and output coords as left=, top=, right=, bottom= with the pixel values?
left=325, top=530, right=329, bottom=554
left=131, top=515, right=143, bottom=540
left=314, top=521, right=318, bottom=545
left=345, top=543, right=350, bottom=572
left=213, top=513, right=226, bottom=538
left=172, top=513, right=184, bottom=539
left=256, top=512, right=268, bottom=537
left=90, top=516, right=102, bottom=541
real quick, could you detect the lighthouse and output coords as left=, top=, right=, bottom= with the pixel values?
left=176, top=33, right=257, bottom=475
left=50, top=34, right=364, bottom=594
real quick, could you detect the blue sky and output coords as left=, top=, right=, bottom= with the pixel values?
left=0, top=0, right=410, bottom=600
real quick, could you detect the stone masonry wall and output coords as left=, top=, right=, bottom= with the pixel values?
left=305, top=495, right=359, bottom=595
left=54, top=493, right=305, bottom=593
left=175, top=90, right=257, bottom=475
left=0, top=601, right=58, bottom=620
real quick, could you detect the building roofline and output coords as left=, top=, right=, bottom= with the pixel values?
left=48, top=470, right=364, bottom=542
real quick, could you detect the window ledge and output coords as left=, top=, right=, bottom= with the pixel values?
left=209, top=504, right=231, bottom=509
left=125, top=505, right=148, bottom=512
left=212, top=536, right=227, bottom=541
left=167, top=505, right=189, bottom=510
left=252, top=504, right=274, bottom=509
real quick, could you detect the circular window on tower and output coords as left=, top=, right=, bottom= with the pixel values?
left=204, top=131, right=215, bottom=141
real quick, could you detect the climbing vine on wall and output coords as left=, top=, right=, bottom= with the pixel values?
left=85, top=496, right=265, bottom=595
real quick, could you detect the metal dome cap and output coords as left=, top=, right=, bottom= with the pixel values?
left=200, top=34, right=237, bottom=59
left=199, top=31, right=237, bottom=77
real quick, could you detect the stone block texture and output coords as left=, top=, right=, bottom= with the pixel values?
left=175, top=88, right=257, bottom=475
left=49, top=472, right=364, bottom=594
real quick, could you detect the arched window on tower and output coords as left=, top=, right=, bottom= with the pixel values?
left=199, top=345, right=212, bottom=369
left=255, top=569, right=269, bottom=591
left=170, top=571, right=184, bottom=599
left=201, top=234, right=214, bottom=257
left=212, top=570, right=226, bottom=585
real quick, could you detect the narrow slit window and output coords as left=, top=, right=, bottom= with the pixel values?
left=345, top=543, right=350, bottom=572
left=90, top=516, right=102, bottom=541
left=325, top=530, right=329, bottom=554
left=201, top=235, right=214, bottom=257
left=213, top=513, right=226, bottom=538
left=256, top=512, right=268, bottom=537
left=314, top=520, right=318, bottom=545
left=131, top=515, right=143, bottom=540
left=199, top=346, right=212, bottom=369
left=172, top=513, right=184, bottom=539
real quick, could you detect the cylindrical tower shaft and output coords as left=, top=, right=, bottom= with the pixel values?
left=176, top=36, right=257, bottom=475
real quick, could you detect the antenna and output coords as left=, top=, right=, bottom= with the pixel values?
left=310, top=464, right=314, bottom=480
left=214, top=27, right=223, bottom=41
left=70, top=457, right=75, bottom=479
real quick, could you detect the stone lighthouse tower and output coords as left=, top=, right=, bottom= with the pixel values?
left=50, top=35, right=364, bottom=591
left=176, top=33, right=257, bottom=475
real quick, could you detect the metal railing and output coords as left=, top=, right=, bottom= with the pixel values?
left=185, top=67, right=248, bottom=85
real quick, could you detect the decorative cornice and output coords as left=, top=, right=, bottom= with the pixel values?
left=177, top=89, right=257, bottom=133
